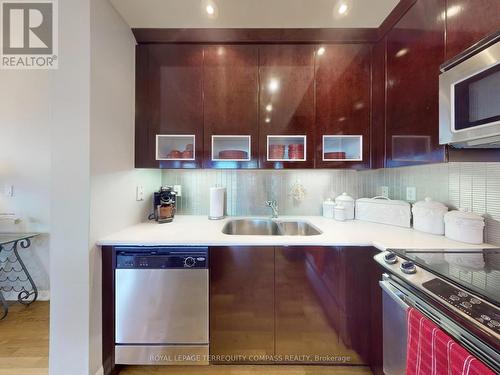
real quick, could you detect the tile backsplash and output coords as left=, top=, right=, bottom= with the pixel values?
left=162, top=162, right=500, bottom=245
left=358, top=162, right=500, bottom=246
left=162, top=169, right=359, bottom=217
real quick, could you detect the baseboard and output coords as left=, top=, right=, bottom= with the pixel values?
left=2, top=289, right=50, bottom=301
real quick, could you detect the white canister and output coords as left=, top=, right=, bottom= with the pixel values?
left=334, top=205, right=346, bottom=221
left=355, top=197, right=411, bottom=228
left=444, top=209, right=485, bottom=244
left=322, top=199, right=335, bottom=218
left=335, top=192, right=355, bottom=220
left=412, top=197, right=448, bottom=235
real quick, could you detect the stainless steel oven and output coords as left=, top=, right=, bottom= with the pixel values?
left=375, top=250, right=500, bottom=373
left=440, top=31, right=500, bottom=148
left=114, top=247, right=209, bottom=365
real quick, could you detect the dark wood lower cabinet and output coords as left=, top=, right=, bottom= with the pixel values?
left=275, top=246, right=367, bottom=365
left=102, top=245, right=382, bottom=373
left=209, top=246, right=383, bottom=369
left=209, top=246, right=275, bottom=361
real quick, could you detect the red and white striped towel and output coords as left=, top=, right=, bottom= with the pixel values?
left=406, top=307, right=495, bottom=375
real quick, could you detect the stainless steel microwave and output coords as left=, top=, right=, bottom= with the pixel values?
left=439, top=32, right=500, bottom=148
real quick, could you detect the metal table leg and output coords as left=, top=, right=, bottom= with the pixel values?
left=12, top=239, right=38, bottom=305
left=0, top=238, right=38, bottom=316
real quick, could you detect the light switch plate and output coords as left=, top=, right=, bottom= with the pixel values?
left=406, top=186, right=416, bottom=202
left=174, top=184, right=182, bottom=197
left=136, top=185, right=144, bottom=201
left=381, top=186, right=389, bottom=198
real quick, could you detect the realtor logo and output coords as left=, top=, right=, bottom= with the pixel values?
left=1, top=0, right=58, bottom=69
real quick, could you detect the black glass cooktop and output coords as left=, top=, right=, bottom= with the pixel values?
left=422, top=278, right=500, bottom=336
left=390, top=248, right=500, bottom=306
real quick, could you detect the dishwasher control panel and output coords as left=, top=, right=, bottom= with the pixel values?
left=115, top=247, right=208, bottom=269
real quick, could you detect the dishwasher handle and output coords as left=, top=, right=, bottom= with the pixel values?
left=380, top=280, right=410, bottom=310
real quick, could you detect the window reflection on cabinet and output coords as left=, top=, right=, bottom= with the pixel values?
left=322, top=135, right=362, bottom=161
left=212, top=135, right=251, bottom=161
left=267, top=135, right=306, bottom=162
left=156, top=135, right=195, bottom=160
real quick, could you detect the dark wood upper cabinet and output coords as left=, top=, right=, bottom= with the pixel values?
left=203, top=46, right=259, bottom=169
left=315, top=44, right=372, bottom=169
left=385, top=0, right=446, bottom=167
left=259, top=45, right=315, bottom=169
left=135, top=44, right=203, bottom=168
left=371, top=39, right=387, bottom=169
left=445, top=0, right=500, bottom=60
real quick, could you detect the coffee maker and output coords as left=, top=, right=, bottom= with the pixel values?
left=153, top=186, right=176, bottom=223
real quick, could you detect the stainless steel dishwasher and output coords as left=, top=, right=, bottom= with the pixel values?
left=114, top=247, right=209, bottom=365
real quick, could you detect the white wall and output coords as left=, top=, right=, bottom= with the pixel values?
left=89, top=0, right=161, bottom=374
left=49, top=0, right=92, bottom=373
left=50, top=0, right=160, bottom=373
left=0, top=71, right=51, bottom=299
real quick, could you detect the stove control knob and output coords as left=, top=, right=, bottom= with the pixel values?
left=184, top=257, right=196, bottom=268
left=384, top=252, right=398, bottom=265
left=458, top=291, right=468, bottom=298
left=481, top=315, right=491, bottom=321
left=490, top=320, right=499, bottom=327
left=460, top=301, right=472, bottom=309
left=470, top=298, right=481, bottom=305
left=400, top=261, right=417, bottom=274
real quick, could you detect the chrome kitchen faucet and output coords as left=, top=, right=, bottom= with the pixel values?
left=265, top=200, right=279, bottom=218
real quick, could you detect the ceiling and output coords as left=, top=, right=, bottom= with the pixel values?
left=110, top=0, right=400, bottom=29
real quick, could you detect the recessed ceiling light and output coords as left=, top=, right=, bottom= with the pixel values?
left=268, top=79, right=279, bottom=93
left=317, top=47, right=325, bottom=56
left=446, top=5, right=462, bottom=18
left=395, top=48, right=409, bottom=58
left=338, top=3, right=348, bottom=15
left=206, top=4, right=215, bottom=15
left=265, top=104, right=273, bottom=112
left=265, top=117, right=271, bottom=123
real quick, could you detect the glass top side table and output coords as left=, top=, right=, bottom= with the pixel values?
left=0, top=233, right=40, bottom=320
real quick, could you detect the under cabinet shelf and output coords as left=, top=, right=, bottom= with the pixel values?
left=322, top=135, right=362, bottom=161
left=212, top=135, right=251, bottom=161
left=267, top=135, right=307, bottom=162
left=156, top=135, right=195, bottom=161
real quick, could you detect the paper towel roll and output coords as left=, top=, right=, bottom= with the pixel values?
left=209, top=187, right=225, bottom=220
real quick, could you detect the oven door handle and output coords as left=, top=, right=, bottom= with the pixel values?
left=380, top=280, right=410, bottom=310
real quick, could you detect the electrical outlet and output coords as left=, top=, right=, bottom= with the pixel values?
left=174, top=184, right=182, bottom=197
left=136, top=185, right=144, bottom=201
left=4, top=184, right=14, bottom=197
left=406, top=186, right=416, bottom=202
left=381, top=186, right=389, bottom=198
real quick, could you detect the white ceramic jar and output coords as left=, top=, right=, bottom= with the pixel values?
left=334, top=205, right=346, bottom=221
left=444, top=209, right=485, bottom=244
left=335, top=192, right=355, bottom=220
left=412, top=197, right=448, bottom=235
left=322, top=198, right=335, bottom=218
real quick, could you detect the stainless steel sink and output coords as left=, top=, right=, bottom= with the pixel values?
left=221, top=218, right=322, bottom=236
left=278, top=220, right=322, bottom=236
left=221, top=219, right=282, bottom=235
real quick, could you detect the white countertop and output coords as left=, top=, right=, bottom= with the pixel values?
left=97, top=215, right=492, bottom=251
